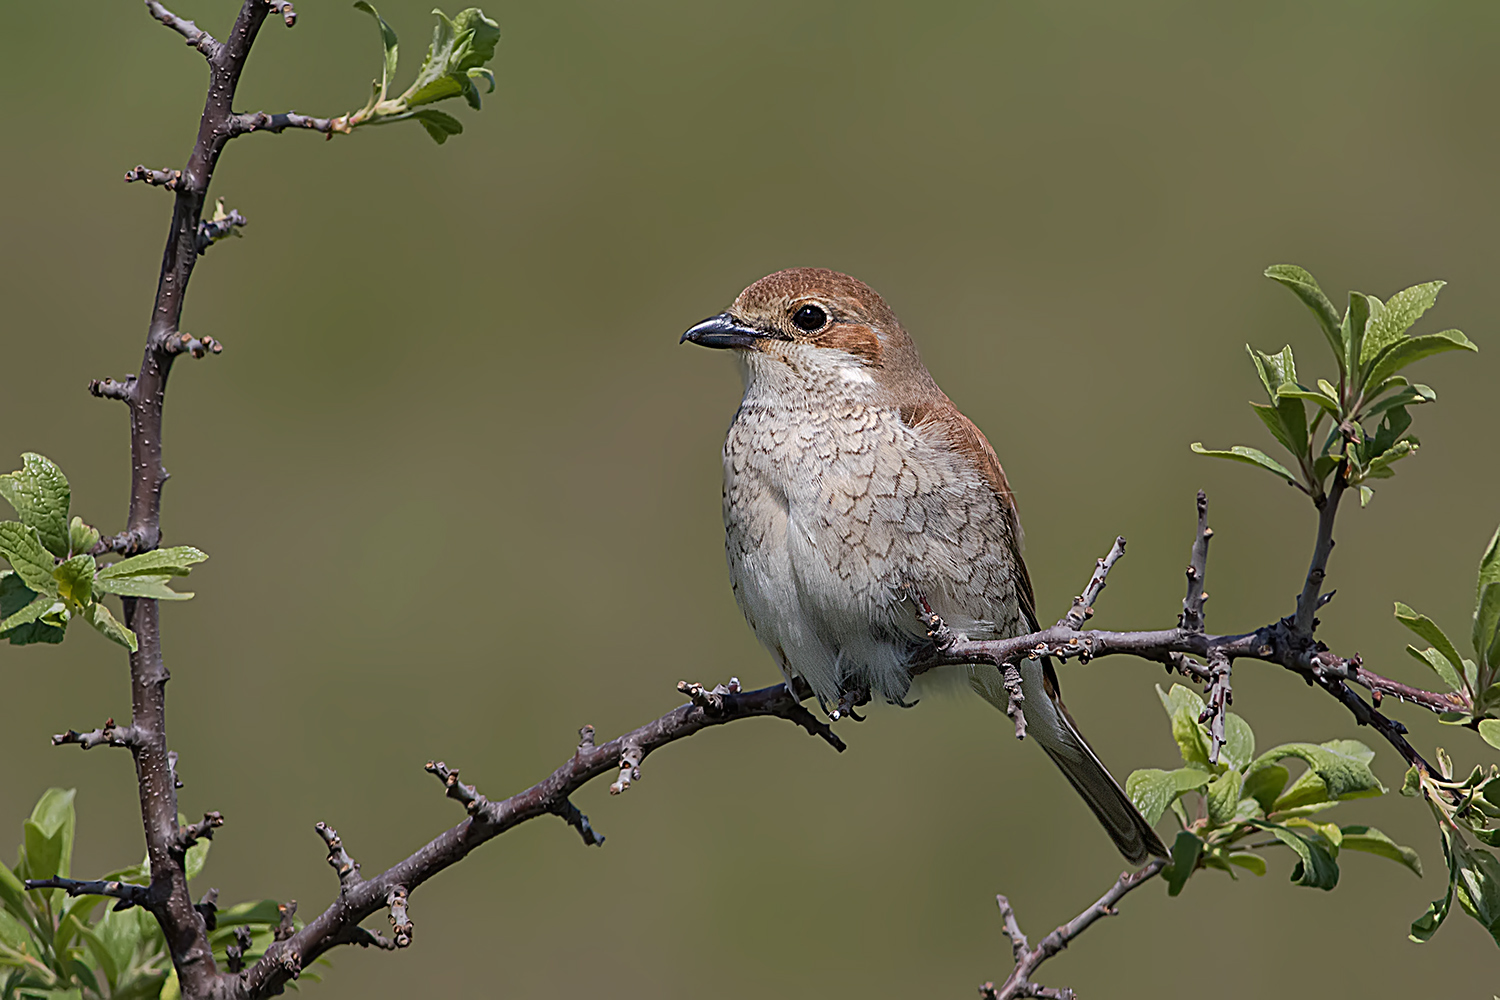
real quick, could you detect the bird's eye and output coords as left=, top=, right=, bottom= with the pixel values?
left=792, top=304, right=828, bottom=332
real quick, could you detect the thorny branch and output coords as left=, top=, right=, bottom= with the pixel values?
left=31, top=3, right=1470, bottom=999
left=983, top=860, right=1167, bottom=1000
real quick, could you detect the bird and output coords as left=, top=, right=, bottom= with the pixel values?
left=681, top=267, right=1167, bottom=864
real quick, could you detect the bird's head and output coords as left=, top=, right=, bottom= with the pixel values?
left=681, top=268, right=933, bottom=397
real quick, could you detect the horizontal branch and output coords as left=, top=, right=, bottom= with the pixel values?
left=125, top=165, right=183, bottom=189
left=24, top=876, right=151, bottom=909
left=228, top=111, right=347, bottom=138
left=53, top=717, right=140, bottom=749
left=233, top=681, right=844, bottom=999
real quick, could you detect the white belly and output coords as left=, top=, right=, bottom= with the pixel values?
left=722, top=399, right=1024, bottom=706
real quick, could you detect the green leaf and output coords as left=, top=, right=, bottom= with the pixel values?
left=1264, top=265, right=1345, bottom=375
left=53, top=554, right=94, bottom=608
left=1126, top=767, right=1211, bottom=825
left=1, top=591, right=61, bottom=633
left=1477, top=527, right=1500, bottom=666
left=1364, top=329, right=1477, bottom=393
left=1361, top=280, right=1444, bottom=365
left=84, top=601, right=137, bottom=652
left=1255, top=821, right=1340, bottom=889
left=402, top=7, right=501, bottom=110
left=1339, top=825, right=1422, bottom=876
left=67, top=517, right=99, bottom=558
left=215, top=899, right=285, bottom=927
left=1408, top=645, right=1466, bottom=694
left=1206, top=769, right=1243, bottom=826
left=411, top=107, right=463, bottom=144
left=30, top=788, right=76, bottom=878
left=1242, top=759, right=1288, bottom=813
left=1251, top=402, right=1308, bottom=465
left=0, top=521, right=59, bottom=594
left=0, top=860, right=26, bottom=916
left=1454, top=840, right=1500, bottom=944
left=1247, top=739, right=1384, bottom=811
left=0, top=454, right=71, bottom=558
left=1341, top=292, right=1374, bottom=380
left=1156, top=684, right=1214, bottom=770
left=1480, top=720, right=1500, bottom=751
left=185, top=838, right=210, bottom=881
left=92, top=574, right=193, bottom=601
left=1276, top=382, right=1340, bottom=415
left=1221, top=712, right=1255, bottom=772
left=1189, top=443, right=1296, bottom=483
left=1227, top=852, right=1266, bottom=877
left=79, top=925, right=121, bottom=990
left=1164, top=830, right=1203, bottom=896
left=1395, top=603, right=1467, bottom=692
left=353, top=2, right=399, bottom=105
left=1248, top=344, right=1298, bottom=399
left=0, top=572, right=65, bottom=645
left=23, top=821, right=64, bottom=882
left=97, top=546, right=207, bottom=579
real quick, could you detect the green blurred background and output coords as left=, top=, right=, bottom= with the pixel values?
left=3, top=1, right=1498, bottom=995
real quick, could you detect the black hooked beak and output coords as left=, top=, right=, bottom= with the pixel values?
left=680, top=312, right=789, bottom=350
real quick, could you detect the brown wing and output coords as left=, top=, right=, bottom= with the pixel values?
left=900, top=399, right=1039, bottom=632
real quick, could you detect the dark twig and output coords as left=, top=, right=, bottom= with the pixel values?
left=87, top=377, right=136, bottom=403
left=197, top=200, right=247, bottom=252
left=228, top=111, right=348, bottom=138
left=236, top=681, right=846, bottom=999
left=226, top=926, right=253, bottom=974
left=1061, top=536, right=1126, bottom=630
left=176, top=811, right=223, bottom=850
left=143, top=0, right=221, bottom=58
left=161, top=332, right=224, bottom=358
left=195, top=888, right=219, bottom=931
left=1295, top=470, right=1346, bottom=636
left=52, top=717, right=140, bottom=749
left=125, top=165, right=183, bottom=189
left=274, top=901, right=298, bottom=942
left=1001, top=664, right=1027, bottom=740
left=23, top=876, right=151, bottom=908
left=386, top=886, right=413, bottom=948
left=553, top=798, right=606, bottom=847
left=315, top=822, right=363, bottom=891
left=1201, top=650, right=1232, bottom=765
left=1179, top=490, right=1212, bottom=633
left=987, top=860, right=1165, bottom=999
left=609, top=737, right=644, bottom=794
left=425, top=761, right=490, bottom=815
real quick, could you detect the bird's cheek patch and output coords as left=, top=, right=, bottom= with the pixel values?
left=812, top=323, right=884, bottom=367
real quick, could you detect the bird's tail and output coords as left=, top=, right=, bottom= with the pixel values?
left=972, top=660, right=1168, bottom=865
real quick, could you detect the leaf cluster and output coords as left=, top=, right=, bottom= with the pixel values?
left=0, top=790, right=283, bottom=1000
left=1127, top=685, right=1419, bottom=896
left=1394, top=525, right=1500, bottom=723
left=1402, top=750, right=1500, bottom=948
left=344, top=4, right=500, bottom=143
left=1193, top=265, right=1476, bottom=508
left=0, top=455, right=206, bottom=653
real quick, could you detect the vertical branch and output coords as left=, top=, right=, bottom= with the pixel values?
left=1179, top=491, right=1211, bottom=633
left=1294, top=468, right=1347, bottom=636
left=108, top=2, right=288, bottom=997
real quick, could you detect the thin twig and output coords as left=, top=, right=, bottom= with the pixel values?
left=23, top=877, right=151, bottom=908
left=1061, top=536, right=1126, bottom=631
left=52, top=717, right=140, bottom=749
left=316, top=822, right=363, bottom=891
left=1179, top=490, right=1212, bottom=633
left=989, top=860, right=1166, bottom=999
